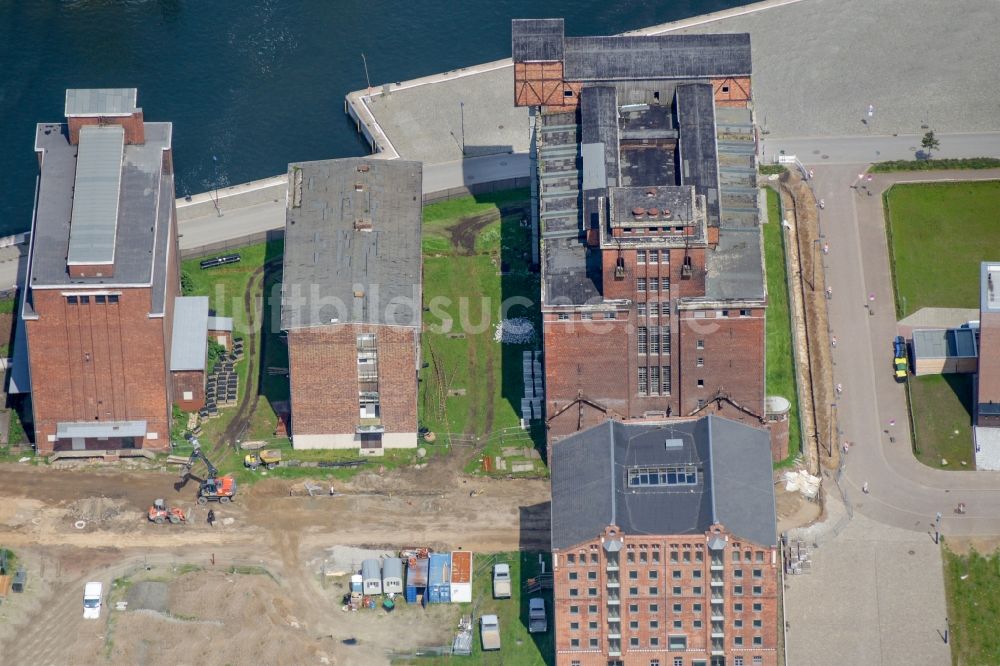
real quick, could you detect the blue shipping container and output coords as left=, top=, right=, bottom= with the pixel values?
left=405, top=557, right=429, bottom=604
left=426, top=553, right=452, bottom=604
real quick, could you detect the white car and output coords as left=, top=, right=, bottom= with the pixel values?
left=83, top=581, right=103, bottom=619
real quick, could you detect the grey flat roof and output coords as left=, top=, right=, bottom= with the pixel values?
left=281, top=158, right=423, bottom=329
left=207, top=315, right=233, bottom=332
left=705, top=227, right=764, bottom=301
left=982, top=262, right=1000, bottom=313
left=65, top=88, right=137, bottom=117
left=170, top=296, right=209, bottom=371
left=56, top=420, right=147, bottom=439
left=28, top=121, right=173, bottom=305
left=611, top=186, right=696, bottom=227
left=512, top=18, right=565, bottom=62
left=67, top=125, right=125, bottom=266
left=913, top=328, right=978, bottom=359
left=543, top=237, right=602, bottom=306
left=564, top=33, right=752, bottom=81
left=580, top=86, right=619, bottom=188
left=676, top=83, right=721, bottom=228
left=550, top=415, right=776, bottom=551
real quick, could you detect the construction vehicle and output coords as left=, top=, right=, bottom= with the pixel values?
left=147, top=499, right=186, bottom=524
left=244, top=448, right=281, bottom=470
left=180, top=440, right=237, bottom=504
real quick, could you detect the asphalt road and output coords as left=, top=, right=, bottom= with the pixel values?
left=764, top=131, right=1000, bottom=165
left=807, top=164, right=1000, bottom=536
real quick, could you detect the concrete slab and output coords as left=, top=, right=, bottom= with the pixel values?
left=785, top=511, right=950, bottom=666
left=973, top=427, right=1000, bottom=470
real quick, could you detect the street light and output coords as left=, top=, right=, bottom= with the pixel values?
left=460, top=101, right=466, bottom=156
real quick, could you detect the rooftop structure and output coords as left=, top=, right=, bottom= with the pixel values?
left=65, top=88, right=138, bottom=117
left=170, top=296, right=210, bottom=372
left=281, top=158, right=423, bottom=331
left=550, top=416, right=776, bottom=550
left=977, top=262, right=1000, bottom=426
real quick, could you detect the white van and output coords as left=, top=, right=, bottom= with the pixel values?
left=83, top=581, right=103, bottom=619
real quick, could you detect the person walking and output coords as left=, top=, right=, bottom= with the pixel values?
left=862, top=481, right=870, bottom=494
left=831, top=335, right=838, bottom=348
left=836, top=383, right=843, bottom=395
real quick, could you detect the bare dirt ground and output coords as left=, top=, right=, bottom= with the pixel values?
left=0, top=450, right=549, bottom=665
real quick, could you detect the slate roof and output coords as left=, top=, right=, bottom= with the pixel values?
left=512, top=18, right=565, bottom=62
left=281, top=158, right=423, bottom=329
left=550, top=416, right=777, bottom=550
left=563, top=33, right=752, bottom=81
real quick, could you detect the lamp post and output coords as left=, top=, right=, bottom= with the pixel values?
left=460, top=101, right=466, bottom=156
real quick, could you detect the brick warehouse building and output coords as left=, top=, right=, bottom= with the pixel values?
left=15, top=89, right=180, bottom=454
left=281, top=158, right=422, bottom=452
left=549, top=416, right=779, bottom=666
left=512, top=20, right=783, bottom=458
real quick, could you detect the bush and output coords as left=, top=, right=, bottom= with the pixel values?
left=758, top=164, right=787, bottom=175
left=206, top=339, right=226, bottom=374
left=870, top=157, right=1000, bottom=173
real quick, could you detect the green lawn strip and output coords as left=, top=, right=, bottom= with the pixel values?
left=871, top=157, right=1000, bottom=173
left=942, top=546, right=1000, bottom=664
left=885, top=181, right=1000, bottom=316
left=763, top=188, right=802, bottom=465
left=908, top=374, right=975, bottom=468
left=412, top=551, right=553, bottom=666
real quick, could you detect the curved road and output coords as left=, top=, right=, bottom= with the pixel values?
left=807, top=164, right=1000, bottom=537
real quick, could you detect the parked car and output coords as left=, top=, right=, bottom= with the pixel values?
left=83, top=581, right=103, bottom=619
left=528, top=597, right=548, bottom=633
left=480, top=614, right=501, bottom=651
left=492, top=563, right=511, bottom=599
left=893, top=335, right=908, bottom=381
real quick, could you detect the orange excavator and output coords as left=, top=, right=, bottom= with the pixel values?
left=180, top=441, right=237, bottom=505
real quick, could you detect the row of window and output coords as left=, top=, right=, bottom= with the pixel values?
left=637, top=366, right=671, bottom=396
left=637, top=326, right=671, bottom=354
left=571, top=658, right=765, bottom=666
left=637, top=250, right=669, bottom=264
left=569, top=584, right=765, bottom=597
left=637, top=301, right=667, bottom=317
left=569, top=635, right=765, bottom=649
left=555, top=311, right=617, bottom=321
left=566, top=546, right=712, bottom=565
left=628, top=466, right=697, bottom=487
left=637, top=277, right=669, bottom=292
left=567, top=601, right=766, bottom=614
left=66, top=294, right=119, bottom=305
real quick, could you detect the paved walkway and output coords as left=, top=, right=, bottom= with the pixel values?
left=807, top=165, right=1000, bottom=536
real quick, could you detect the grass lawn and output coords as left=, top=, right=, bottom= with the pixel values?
left=409, top=551, right=553, bottom=666
left=419, top=191, right=543, bottom=459
left=763, top=188, right=802, bottom=464
left=885, top=181, right=1000, bottom=317
left=908, top=374, right=975, bottom=468
left=942, top=546, right=1000, bottom=664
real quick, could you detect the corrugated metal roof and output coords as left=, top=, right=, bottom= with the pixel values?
left=56, top=420, right=147, bottom=439
left=65, top=88, right=137, bottom=117
left=170, top=296, right=209, bottom=371
left=207, top=315, right=233, bottom=332
left=67, top=125, right=125, bottom=266
left=512, top=18, right=565, bottom=62
left=563, top=33, right=752, bottom=81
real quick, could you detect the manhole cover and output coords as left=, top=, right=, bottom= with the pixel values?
left=908, top=550, right=916, bottom=555
left=821, top=154, right=830, bottom=159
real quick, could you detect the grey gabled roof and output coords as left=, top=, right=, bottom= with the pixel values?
left=563, top=33, right=752, bottom=81
left=65, top=88, right=137, bottom=117
left=170, top=296, right=209, bottom=371
left=67, top=125, right=125, bottom=266
left=512, top=18, right=565, bottom=62
left=281, top=158, right=423, bottom=330
left=550, top=415, right=776, bottom=550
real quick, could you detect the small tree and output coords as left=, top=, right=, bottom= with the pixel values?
left=921, top=130, right=940, bottom=157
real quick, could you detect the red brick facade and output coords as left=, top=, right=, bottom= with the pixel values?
left=26, top=285, right=174, bottom=454
left=287, top=324, right=418, bottom=445
left=553, top=526, right=779, bottom=666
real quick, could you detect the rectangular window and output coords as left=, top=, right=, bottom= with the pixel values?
left=638, top=367, right=648, bottom=395
left=590, top=638, right=599, bottom=648
left=697, top=379, right=705, bottom=388
left=629, top=604, right=639, bottom=613
left=630, top=638, right=639, bottom=647
left=734, top=636, right=743, bottom=646
left=558, top=313, right=569, bottom=320
left=672, top=570, right=682, bottom=580
left=649, top=587, right=658, bottom=596
left=649, top=301, right=659, bottom=317
left=570, top=605, right=579, bottom=614
left=692, top=586, right=702, bottom=595
left=67, top=295, right=78, bottom=304
left=630, top=620, right=640, bottom=630
left=673, top=659, right=682, bottom=666
left=753, top=658, right=763, bottom=665
left=588, top=587, right=598, bottom=596
left=734, top=569, right=743, bottom=579
left=638, top=327, right=648, bottom=354
left=567, top=554, right=576, bottom=565
left=734, top=603, right=743, bottom=612
left=735, top=619, right=744, bottom=628
left=673, top=619, right=683, bottom=629
left=582, top=312, right=593, bottom=320
left=753, top=619, right=762, bottom=628
left=661, top=366, right=671, bottom=395
left=693, top=603, right=702, bottom=613
left=753, top=603, right=763, bottom=612
left=752, top=586, right=762, bottom=596
left=570, top=621, right=579, bottom=630
left=663, top=328, right=671, bottom=354
left=753, top=636, right=762, bottom=646
left=589, top=604, right=599, bottom=613
left=108, top=294, right=119, bottom=304
left=650, top=620, right=659, bottom=629
left=95, top=295, right=106, bottom=304
left=741, top=309, right=751, bottom=317
left=696, top=339, right=705, bottom=350
left=570, top=588, right=579, bottom=597
left=629, top=570, right=638, bottom=580
left=648, top=250, right=658, bottom=263
left=629, top=587, right=639, bottom=596
left=649, top=326, right=660, bottom=354
left=673, top=602, right=682, bottom=613
left=570, top=639, right=579, bottom=647
left=638, top=278, right=647, bottom=291
left=672, top=586, right=682, bottom=595
left=606, top=311, right=617, bottom=320
left=627, top=466, right=698, bottom=487
left=650, top=603, right=659, bottom=613
left=697, top=357, right=704, bottom=367
left=693, top=570, right=702, bottom=579
left=638, top=303, right=646, bottom=317
left=80, top=295, right=90, bottom=304
left=649, top=570, right=658, bottom=579
left=650, top=366, right=660, bottom=394
left=668, top=636, right=687, bottom=650
left=735, top=658, right=744, bottom=666
left=720, top=310, right=729, bottom=318
left=638, top=250, right=647, bottom=263
left=753, top=569, right=762, bottom=578
left=661, top=252, right=669, bottom=264
left=589, top=621, right=598, bottom=630
left=650, top=637, right=659, bottom=647
left=588, top=571, right=597, bottom=580
left=756, top=551, right=766, bottom=563
left=649, top=277, right=659, bottom=291
left=734, top=586, right=743, bottom=596
left=662, top=277, right=670, bottom=290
